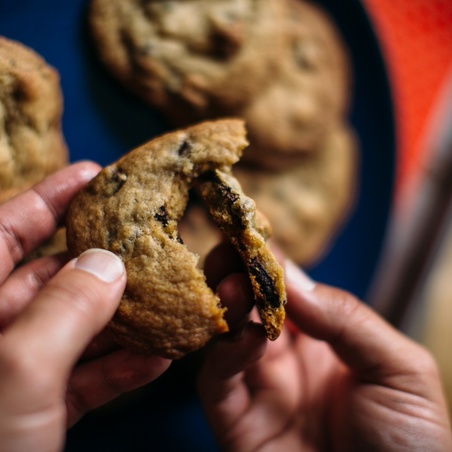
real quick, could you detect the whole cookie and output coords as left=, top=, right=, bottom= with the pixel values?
left=89, top=0, right=287, bottom=124
left=235, top=123, right=357, bottom=264
left=66, top=119, right=286, bottom=358
left=240, top=0, right=351, bottom=169
left=0, top=37, right=68, bottom=193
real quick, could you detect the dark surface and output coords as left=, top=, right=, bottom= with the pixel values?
left=0, top=0, right=396, bottom=450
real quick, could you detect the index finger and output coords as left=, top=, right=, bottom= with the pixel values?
left=0, top=162, right=100, bottom=281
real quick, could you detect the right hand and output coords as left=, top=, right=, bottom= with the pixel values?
left=198, top=243, right=452, bottom=451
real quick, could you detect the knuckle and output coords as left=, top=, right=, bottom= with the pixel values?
left=100, top=352, right=145, bottom=395
left=102, top=365, right=129, bottom=396
left=331, top=289, right=362, bottom=319
left=0, top=219, right=25, bottom=264
left=28, top=255, right=66, bottom=292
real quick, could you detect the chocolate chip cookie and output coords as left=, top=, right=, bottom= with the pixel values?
left=89, top=0, right=287, bottom=123
left=66, top=119, right=286, bottom=358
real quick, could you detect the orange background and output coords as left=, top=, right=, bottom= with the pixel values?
left=363, top=0, right=452, bottom=206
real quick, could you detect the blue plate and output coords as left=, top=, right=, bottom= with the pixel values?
left=0, top=1, right=395, bottom=450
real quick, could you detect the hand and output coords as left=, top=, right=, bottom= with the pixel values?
left=198, top=244, right=452, bottom=451
left=0, top=163, right=171, bottom=452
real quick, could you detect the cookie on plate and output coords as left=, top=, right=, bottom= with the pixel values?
left=235, top=123, right=357, bottom=264
left=89, top=0, right=287, bottom=124
left=240, top=0, right=351, bottom=169
left=178, top=200, right=224, bottom=268
left=0, top=36, right=68, bottom=194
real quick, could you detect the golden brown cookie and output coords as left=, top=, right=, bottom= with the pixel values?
left=0, top=37, right=68, bottom=193
left=88, top=0, right=287, bottom=124
left=240, top=0, right=351, bottom=169
left=66, top=119, right=286, bottom=358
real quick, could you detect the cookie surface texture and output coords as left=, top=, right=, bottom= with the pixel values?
left=66, top=119, right=285, bottom=358
left=0, top=37, right=68, bottom=193
left=89, top=0, right=286, bottom=123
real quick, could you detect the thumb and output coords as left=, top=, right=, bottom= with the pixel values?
left=0, top=249, right=126, bottom=399
left=283, top=260, right=436, bottom=384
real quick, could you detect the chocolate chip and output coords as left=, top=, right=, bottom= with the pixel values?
left=249, top=257, right=281, bottom=308
left=92, top=167, right=127, bottom=197
left=209, top=30, right=241, bottom=59
left=154, top=205, right=169, bottom=227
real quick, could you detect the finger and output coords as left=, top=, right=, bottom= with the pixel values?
left=198, top=322, right=267, bottom=433
left=0, top=161, right=100, bottom=281
left=216, top=272, right=254, bottom=332
left=0, top=249, right=126, bottom=410
left=0, top=252, right=69, bottom=329
left=66, top=349, right=171, bottom=426
left=283, top=259, right=437, bottom=384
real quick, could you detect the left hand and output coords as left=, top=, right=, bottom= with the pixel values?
left=0, top=163, right=171, bottom=452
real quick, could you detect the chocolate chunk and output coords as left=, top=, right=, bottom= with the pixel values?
left=249, top=257, right=281, bottom=308
left=154, top=205, right=169, bottom=227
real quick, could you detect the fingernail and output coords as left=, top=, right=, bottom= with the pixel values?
left=75, top=249, right=125, bottom=283
left=284, top=259, right=316, bottom=292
